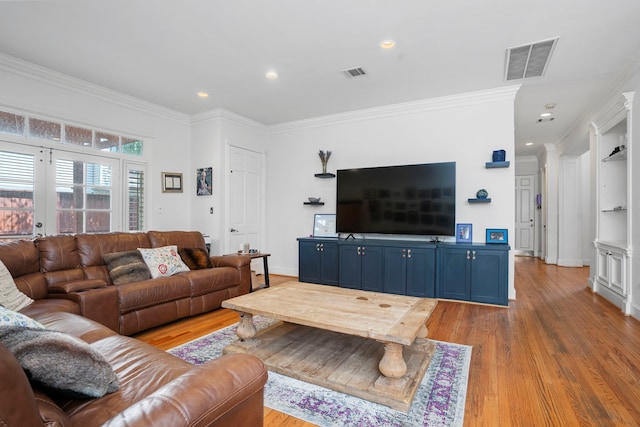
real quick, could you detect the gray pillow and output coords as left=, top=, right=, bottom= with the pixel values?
left=0, top=326, right=119, bottom=399
left=103, top=250, right=151, bottom=285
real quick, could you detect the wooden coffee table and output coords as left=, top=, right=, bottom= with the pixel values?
left=221, top=281, right=438, bottom=411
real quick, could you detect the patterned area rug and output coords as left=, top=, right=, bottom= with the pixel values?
left=168, top=317, right=471, bottom=427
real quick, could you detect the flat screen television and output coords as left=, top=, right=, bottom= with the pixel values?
left=336, top=162, right=456, bottom=236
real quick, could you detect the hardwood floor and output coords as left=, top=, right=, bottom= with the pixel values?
left=135, top=258, right=640, bottom=426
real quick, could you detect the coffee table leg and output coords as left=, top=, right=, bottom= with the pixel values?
left=236, top=312, right=257, bottom=339
left=378, top=342, right=407, bottom=378
left=417, top=323, right=428, bottom=338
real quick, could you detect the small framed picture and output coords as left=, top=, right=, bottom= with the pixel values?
left=161, top=172, right=183, bottom=193
left=313, top=214, right=338, bottom=237
left=486, top=228, right=508, bottom=244
left=196, top=167, right=212, bottom=196
left=456, top=223, right=472, bottom=243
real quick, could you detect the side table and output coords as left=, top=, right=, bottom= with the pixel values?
left=224, top=252, right=271, bottom=291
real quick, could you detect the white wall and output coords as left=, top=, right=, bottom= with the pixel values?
left=264, top=86, right=519, bottom=299
left=0, top=54, right=193, bottom=231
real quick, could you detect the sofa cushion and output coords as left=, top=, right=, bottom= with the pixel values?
left=103, top=250, right=152, bottom=285
left=0, top=306, right=44, bottom=328
left=179, top=247, right=213, bottom=270
left=0, top=326, right=119, bottom=399
left=0, top=260, right=33, bottom=311
left=138, top=246, right=190, bottom=279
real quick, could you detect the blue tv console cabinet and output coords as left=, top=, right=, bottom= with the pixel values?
left=297, top=237, right=509, bottom=306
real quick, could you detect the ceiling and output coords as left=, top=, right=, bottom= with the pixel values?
left=1, top=0, right=639, bottom=157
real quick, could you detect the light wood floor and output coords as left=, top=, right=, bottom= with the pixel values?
left=135, top=258, right=640, bottom=426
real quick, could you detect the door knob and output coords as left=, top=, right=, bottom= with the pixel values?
left=35, top=222, right=43, bottom=228
left=230, top=228, right=238, bottom=232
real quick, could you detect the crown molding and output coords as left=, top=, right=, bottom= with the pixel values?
left=191, top=108, right=267, bottom=133
left=0, top=52, right=190, bottom=126
left=557, top=52, right=640, bottom=145
left=265, top=85, right=521, bottom=134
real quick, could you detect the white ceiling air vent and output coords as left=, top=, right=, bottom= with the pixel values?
left=505, top=38, right=558, bottom=81
left=341, top=67, right=368, bottom=79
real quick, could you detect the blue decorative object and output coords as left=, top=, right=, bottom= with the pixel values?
left=476, top=189, right=488, bottom=199
left=492, top=150, right=506, bottom=162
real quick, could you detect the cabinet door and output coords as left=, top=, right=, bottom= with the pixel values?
left=339, top=245, right=363, bottom=289
left=406, top=247, right=436, bottom=297
left=437, top=248, right=470, bottom=300
left=320, top=240, right=340, bottom=286
left=470, top=249, right=508, bottom=305
left=298, top=241, right=320, bottom=283
left=608, top=250, right=625, bottom=295
left=382, top=247, right=407, bottom=295
left=361, top=245, right=384, bottom=292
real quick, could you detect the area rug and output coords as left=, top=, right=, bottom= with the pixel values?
left=168, top=317, right=471, bottom=427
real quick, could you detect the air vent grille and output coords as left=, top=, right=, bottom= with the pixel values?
left=341, top=67, right=368, bottom=78
left=505, top=38, right=558, bottom=81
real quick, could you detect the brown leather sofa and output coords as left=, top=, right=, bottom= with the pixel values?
left=0, top=231, right=252, bottom=335
left=0, top=310, right=268, bottom=427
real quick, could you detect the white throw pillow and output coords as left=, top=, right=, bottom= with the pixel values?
left=0, top=306, right=44, bottom=329
left=137, top=246, right=190, bottom=279
left=0, top=260, right=33, bottom=311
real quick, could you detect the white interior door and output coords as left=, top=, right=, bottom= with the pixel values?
left=227, top=146, right=262, bottom=266
left=515, top=174, right=535, bottom=255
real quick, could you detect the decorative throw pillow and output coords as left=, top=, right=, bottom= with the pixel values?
left=0, top=326, right=119, bottom=399
left=0, top=306, right=45, bottom=329
left=103, top=250, right=152, bottom=285
left=179, top=247, right=213, bottom=270
left=138, top=246, right=190, bottom=279
left=0, top=260, right=33, bottom=311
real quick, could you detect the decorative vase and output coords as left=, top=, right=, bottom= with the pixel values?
left=318, top=150, right=331, bottom=174
left=476, top=189, right=489, bottom=199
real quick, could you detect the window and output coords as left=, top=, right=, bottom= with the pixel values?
left=54, top=156, right=115, bottom=234
left=126, top=164, right=146, bottom=231
left=0, top=151, right=35, bottom=239
left=0, top=108, right=147, bottom=237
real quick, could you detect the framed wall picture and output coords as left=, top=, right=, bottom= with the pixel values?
left=313, top=214, right=338, bottom=237
left=486, top=228, right=508, bottom=244
left=161, top=172, right=183, bottom=193
left=456, top=223, right=472, bottom=243
left=196, top=167, right=212, bottom=196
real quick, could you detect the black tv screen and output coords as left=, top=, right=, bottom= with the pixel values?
left=336, top=162, right=456, bottom=236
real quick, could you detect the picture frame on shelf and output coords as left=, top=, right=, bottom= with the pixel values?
left=313, top=214, right=338, bottom=237
left=486, top=228, right=508, bottom=244
left=456, top=223, right=472, bottom=243
left=161, top=172, right=183, bottom=193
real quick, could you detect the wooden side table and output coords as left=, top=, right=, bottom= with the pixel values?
left=224, top=252, right=271, bottom=291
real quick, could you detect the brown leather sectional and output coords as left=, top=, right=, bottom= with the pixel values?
left=0, top=230, right=252, bottom=335
left=0, top=231, right=268, bottom=426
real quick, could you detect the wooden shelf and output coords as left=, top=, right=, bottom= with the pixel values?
left=304, top=202, right=325, bottom=206
left=485, top=161, right=510, bottom=168
left=314, top=173, right=335, bottom=178
left=468, top=198, right=492, bottom=203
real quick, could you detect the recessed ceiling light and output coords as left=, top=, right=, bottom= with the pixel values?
left=265, top=70, right=279, bottom=79
left=197, top=92, right=209, bottom=98
left=380, top=40, right=396, bottom=49
left=526, top=142, right=534, bottom=146
left=540, top=112, right=553, bottom=117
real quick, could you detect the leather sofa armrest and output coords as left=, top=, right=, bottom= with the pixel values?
left=49, top=279, right=107, bottom=294
left=210, top=255, right=251, bottom=269
left=62, top=287, right=120, bottom=333
left=102, top=354, right=267, bottom=427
